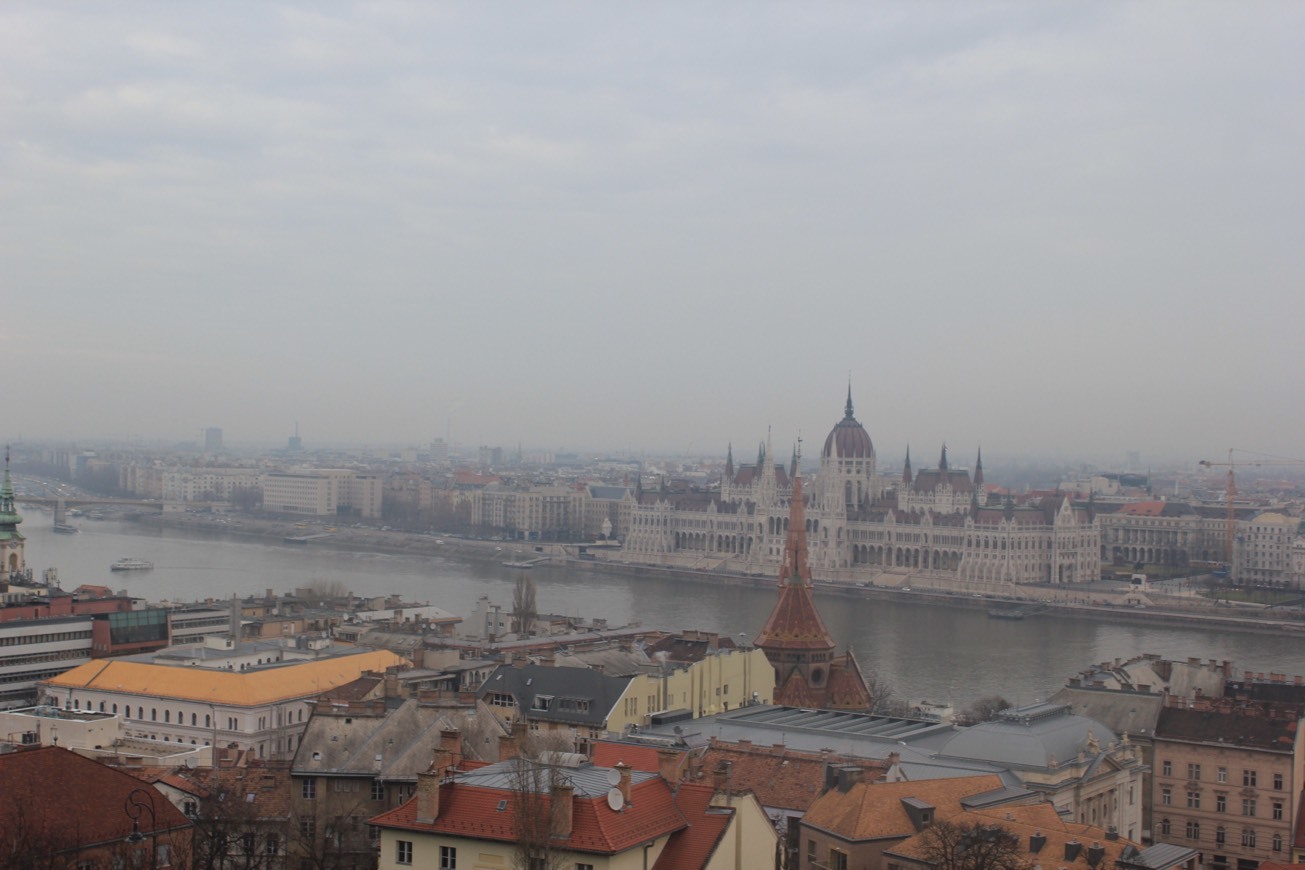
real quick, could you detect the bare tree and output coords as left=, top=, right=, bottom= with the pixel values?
left=916, top=820, right=1031, bottom=870
left=511, top=575, right=537, bottom=637
left=507, top=756, right=569, bottom=870
left=957, top=697, right=1012, bottom=726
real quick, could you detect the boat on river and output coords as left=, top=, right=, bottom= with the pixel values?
left=110, top=558, right=154, bottom=572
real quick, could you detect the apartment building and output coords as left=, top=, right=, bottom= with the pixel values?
left=1151, top=696, right=1304, bottom=870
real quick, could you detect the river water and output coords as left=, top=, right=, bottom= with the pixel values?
left=22, top=518, right=1305, bottom=709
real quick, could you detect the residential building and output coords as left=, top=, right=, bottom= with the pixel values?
left=262, top=468, right=383, bottom=518
left=883, top=802, right=1193, bottom=870
left=1151, top=696, right=1304, bottom=870
left=369, top=753, right=776, bottom=870
left=799, top=773, right=1035, bottom=870
left=291, top=695, right=506, bottom=865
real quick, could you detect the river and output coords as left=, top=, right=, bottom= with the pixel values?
left=21, top=517, right=1305, bottom=709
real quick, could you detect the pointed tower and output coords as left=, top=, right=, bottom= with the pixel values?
left=938, top=443, right=949, bottom=471
left=903, top=446, right=913, bottom=486
left=973, top=447, right=984, bottom=489
left=0, top=447, right=26, bottom=577
left=755, top=470, right=871, bottom=711
left=789, top=444, right=798, bottom=481
left=725, top=443, right=734, bottom=479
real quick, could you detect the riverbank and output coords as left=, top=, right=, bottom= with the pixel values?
left=134, top=512, right=1305, bottom=637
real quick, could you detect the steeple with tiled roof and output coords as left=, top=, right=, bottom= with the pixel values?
left=755, top=466, right=871, bottom=711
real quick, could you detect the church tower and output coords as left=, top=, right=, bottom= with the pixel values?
left=755, top=470, right=871, bottom=711
left=0, top=447, right=26, bottom=578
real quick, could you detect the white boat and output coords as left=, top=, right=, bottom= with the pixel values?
left=110, top=558, right=154, bottom=572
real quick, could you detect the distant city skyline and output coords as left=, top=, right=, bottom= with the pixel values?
left=3, top=4, right=1302, bottom=460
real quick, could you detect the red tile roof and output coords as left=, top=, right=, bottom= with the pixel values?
left=592, top=741, right=668, bottom=772
left=653, top=782, right=733, bottom=870
left=1119, top=501, right=1167, bottom=516
left=0, top=746, right=193, bottom=855
left=371, top=774, right=686, bottom=855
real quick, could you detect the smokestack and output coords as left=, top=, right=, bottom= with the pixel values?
left=550, top=782, right=574, bottom=838
left=615, top=762, right=632, bottom=804
left=415, top=770, right=441, bottom=824
left=440, top=728, right=462, bottom=768
left=657, top=748, right=681, bottom=786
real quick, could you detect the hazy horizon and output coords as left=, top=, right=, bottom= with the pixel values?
left=4, top=4, right=1303, bottom=461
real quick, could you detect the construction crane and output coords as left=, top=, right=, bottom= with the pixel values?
left=1197, top=449, right=1305, bottom=579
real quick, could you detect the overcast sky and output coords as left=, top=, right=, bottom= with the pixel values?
left=2, top=3, right=1302, bottom=465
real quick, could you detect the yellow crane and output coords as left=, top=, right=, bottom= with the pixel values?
left=1197, top=449, right=1305, bottom=578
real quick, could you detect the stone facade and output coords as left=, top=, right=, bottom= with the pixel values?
left=624, top=391, right=1101, bottom=586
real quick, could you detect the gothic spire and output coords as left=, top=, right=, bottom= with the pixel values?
left=844, top=380, right=855, bottom=420
left=939, top=443, right=949, bottom=471
left=0, top=446, right=20, bottom=526
left=725, top=443, right=734, bottom=479
left=903, top=445, right=913, bottom=485
left=973, top=447, right=984, bottom=488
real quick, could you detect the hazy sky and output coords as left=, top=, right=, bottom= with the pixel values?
left=3, top=3, right=1302, bottom=463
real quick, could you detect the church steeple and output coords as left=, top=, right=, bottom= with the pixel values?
left=725, top=443, right=734, bottom=479
left=974, top=447, right=984, bottom=488
left=0, top=446, right=27, bottom=578
left=790, top=444, right=798, bottom=480
left=938, top=443, right=949, bottom=471
left=902, top=445, right=913, bottom=485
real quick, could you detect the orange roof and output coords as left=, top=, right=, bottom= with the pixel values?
left=591, top=741, right=668, bottom=772
left=886, top=803, right=1144, bottom=868
left=803, top=774, right=1006, bottom=841
left=1119, top=501, right=1166, bottom=516
left=372, top=775, right=687, bottom=855
left=653, top=782, right=733, bottom=870
left=703, top=741, right=890, bottom=813
left=43, top=649, right=408, bottom=706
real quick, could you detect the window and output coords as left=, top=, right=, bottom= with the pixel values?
left=265, top=834, right=279, bottom=856
left=1188, top=791, right=1201, bottom=809
left=1186, top=820, right=1201, bottom=840
left=576, top=864, right=594, bottom=870
left=439, top=846, right=456, bottom=869
left=1218, top=767, right=1227, bottom=783
left=1273, top=834, right=1282, bottom=852
left=1217, top=795, right=1227, bottom=813
left=1272, top=801, right=1283, bottom=820
left=299, top=818, right=315, bottom=838
left=183, top=800, right=197, bottom=817
left=1243, top=770, right=1257, bottom=787
left=1243, top=798, right=1256, bottom=817
left=301, top=779, right=316, bottom=799
left=372, top=779, right=385, bottom=801
left=1216, top=827, right=1226, bottom=845
left=242, top=833, right=256, bottom=856
left=1162, top=760, right=1173, bottom=776
left=1273, top=773, right=1283, bottom=790
left=1241, top=829, right=1256, bottom=848
left=829, top=849, right=849, bottom=870
left=1189, top=763, right=1202, bottom=780
left=1161, top=818, right=1172, bottom=836
left=1162, top=787, right=1172, bottom=805
left=396, top=840, right=413, bottom=865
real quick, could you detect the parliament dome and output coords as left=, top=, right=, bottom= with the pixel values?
left=822, top=390, right=874, bottom=459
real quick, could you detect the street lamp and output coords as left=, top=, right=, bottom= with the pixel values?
left=124, top=787, right=158, bottom=867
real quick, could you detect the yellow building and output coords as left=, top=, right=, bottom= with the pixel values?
left=41, top=645, right=407, bottom=760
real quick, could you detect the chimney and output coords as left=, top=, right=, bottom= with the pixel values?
left=440, top=728, right=462, bottom=768
left=836, top=765, right=864, bottom=793
left=657, top=748, right=681, bottom=786
left=1029, top=832, right=1047, bottom=854
left=383, top=669, right=399, bottom=699
left=1064, top=840, right=1082, bottom=862
left=415, top=770, right=441, bottom=824
left=615, top=762, right=633, bottom=804
left=1105, top=828, right=1119, bottom=842
left=550, top=782, right=574, bottom=838
left=1087, top=842, right=1106, bottom=868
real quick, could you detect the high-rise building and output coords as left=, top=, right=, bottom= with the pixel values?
left=203, top=427, right=223, bottom=451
